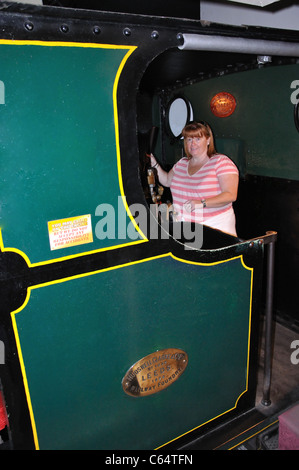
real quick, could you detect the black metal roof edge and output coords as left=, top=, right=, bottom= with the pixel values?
left=0, top=1, right=299, bottom=42
left=155, top=56, right=298, bottom=95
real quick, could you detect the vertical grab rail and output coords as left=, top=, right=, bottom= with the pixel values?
left=261, top=231, right=277, bottom=406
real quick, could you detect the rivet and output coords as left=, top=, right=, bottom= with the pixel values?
left=123, top=27, right=131, bottom=37
left=151, top=30, right=159, bottom=40
left=60, top=24, right=69, bottom=33
left=24, top=21, right=34, bottom=31
left=93, top=25, right=101, bottom=35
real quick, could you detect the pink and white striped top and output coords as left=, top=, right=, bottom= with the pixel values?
left=170, top=154, right=239, bottom=223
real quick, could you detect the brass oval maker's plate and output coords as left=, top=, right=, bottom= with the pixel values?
left=122, top=348, right=188, bottom=397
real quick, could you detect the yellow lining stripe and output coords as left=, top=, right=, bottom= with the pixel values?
left=0, top=39, right=255, bottom=450
left=155, top=255, right=253, bottom=449
left=0, top=39, right=147, bottom=269
left=228, top=420, right=279, bottom=450
left=10, top=252, right=253, bottom=450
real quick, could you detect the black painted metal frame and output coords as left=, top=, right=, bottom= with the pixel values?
left=0, top=2, right=292, bottom=449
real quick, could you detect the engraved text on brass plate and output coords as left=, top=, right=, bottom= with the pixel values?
left=122, top=348, right=188, bottom=397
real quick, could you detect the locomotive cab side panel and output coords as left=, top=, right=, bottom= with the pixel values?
left=0, top=4, right=297, bottom=450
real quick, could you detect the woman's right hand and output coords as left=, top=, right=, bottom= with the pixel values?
left=148, top=154, right=174, bottom=188
left=150, top=153, right=157, bottom=168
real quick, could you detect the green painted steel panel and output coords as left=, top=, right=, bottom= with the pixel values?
left=13, top=254, right=252, bottom=449
left=0, top=42, right=141, bottom=265
left=165, top=64, right=299, bottom=180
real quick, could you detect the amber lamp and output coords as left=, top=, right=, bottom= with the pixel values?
left=210, top=92, right=236, bottom=118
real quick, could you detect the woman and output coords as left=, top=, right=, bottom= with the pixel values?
left=150, top=121, right=239, bottom=236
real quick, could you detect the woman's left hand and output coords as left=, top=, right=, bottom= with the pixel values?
left=184, top=200, right=195, bottom=212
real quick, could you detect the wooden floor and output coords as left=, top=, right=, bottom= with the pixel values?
left=228, top=319, right=299, bottom=450
left=256, top=320, right=299, bottom=416
left=176, top=317, right=299, bottom=450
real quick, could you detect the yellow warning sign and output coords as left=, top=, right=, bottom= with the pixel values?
left=48, top=214, right=93, bottom=251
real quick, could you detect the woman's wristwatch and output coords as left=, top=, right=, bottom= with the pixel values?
left=201, top=198, right=207, bottom=208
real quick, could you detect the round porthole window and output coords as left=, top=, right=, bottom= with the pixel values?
left=166, top=96, right=193, bottom=139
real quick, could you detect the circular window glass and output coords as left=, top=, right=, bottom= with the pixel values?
left=167, top=96, right=193, bottom=138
